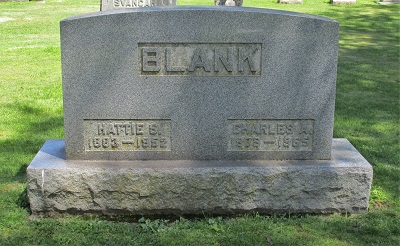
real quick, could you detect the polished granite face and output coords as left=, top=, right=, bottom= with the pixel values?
left=60, top=7, right=339, bottom=160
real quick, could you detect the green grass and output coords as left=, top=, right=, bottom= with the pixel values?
left=1, top=0, right=399, bottom=245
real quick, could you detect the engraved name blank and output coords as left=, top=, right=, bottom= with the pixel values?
left=139, top=43, right=262, bottom=76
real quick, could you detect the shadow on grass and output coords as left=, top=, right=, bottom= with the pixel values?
left=1, top=103, right=63, bottom=154
left=13, top=164, right=28, bottom=183
left=323, top=6, right=399, bottom=102
left=318, top=5, right=400, bottom=207
left=16, top=187, right=31, bottom=214
left=1, top=102, right=63, bottom=210
left=2, top=5, right=399, bottom=245
left=12, top=164, right=31, bottom=213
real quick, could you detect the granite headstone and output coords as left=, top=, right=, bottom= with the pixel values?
left=27, top=7, right=373, bottom=216
left=61, top=7, right=338, bottom=161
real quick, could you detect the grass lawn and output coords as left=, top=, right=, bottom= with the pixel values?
left=0, top=0, right=399, bottom=245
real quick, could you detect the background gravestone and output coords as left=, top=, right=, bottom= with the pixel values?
left=330, top=0, right=356, bottom=4
left=0, top=0, right=28, bottom=2
left=101, top=0, right=176, bottom=11
left=378, top=0, right=399, bottom=3
left=279, top=0, right=303, bottom=3
left=215, top=0, right=243, bottom=6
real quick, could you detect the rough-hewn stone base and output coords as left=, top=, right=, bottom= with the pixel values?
left=27, top=139, right=372, bottom=216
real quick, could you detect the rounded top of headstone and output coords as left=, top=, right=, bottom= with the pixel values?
left=62, top=6, right=338, bottom=25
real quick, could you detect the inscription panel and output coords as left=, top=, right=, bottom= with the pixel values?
left=84, top=120, right=171, bottom=151
left=139, top=43, right=262, bottom=76
left=228, top=120, right=314, bottom=151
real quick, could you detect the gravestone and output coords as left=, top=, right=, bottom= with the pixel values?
left=0, top=0, right=28, bottom=2
left=101, top=0, right=176, bottom=11
left=378, top=0, right=400, bottom=4
left=279, top=0, right=303, bottom=4
left=27, top=6, right=373, bottom=216
left=330, top=0, right=356, bottom=4
left=215, top=0, right=243, bottom=6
